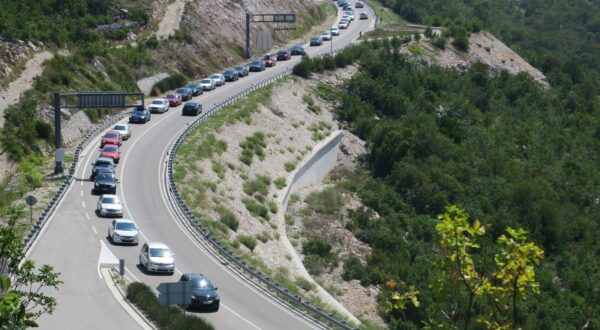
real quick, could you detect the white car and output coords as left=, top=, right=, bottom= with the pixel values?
left=345, top=11, right=355, bottom=21
left=108, top=219, right=139, bottom=245
left=339, top=20, right=349, bottom=29
left=330, top=27, right=340, bottom=36
left=139, top=242, right=175, bottom=274
left=321, top=31, right=332, bottom=41
left=199, top=78, right=216, bottom=91
left=342, top=15, right=351, bottom=23
left=96, top=194, right=123, bottom=218
left=112, top=123, right=131, bottom=140
left=148, top=98, right=169, bottom=113
left=209, top=74, right=225, bottom=87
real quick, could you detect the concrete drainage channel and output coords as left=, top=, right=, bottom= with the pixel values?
left=164, top=71, right=358, bottom=330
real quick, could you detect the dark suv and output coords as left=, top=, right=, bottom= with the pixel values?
left=276, top=49, right=291, bottom=61
left=90, top=157, right=115, bottom=180
left=94, top=171, right=117, bottom=194
left=180, top=273, right=220, bottom=311
left=182, top=102, right=202, bottom=116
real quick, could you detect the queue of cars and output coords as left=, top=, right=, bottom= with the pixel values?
left=84, top=2, right=368, bottom=312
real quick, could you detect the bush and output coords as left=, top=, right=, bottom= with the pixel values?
left=295, top=277, right=313, bottom=291
left=274, top=177, right=287, bottom=189
left=217, top=206, right=239, bottom=231
left=150, top=73, right=187, bottom=96
left=127, top=282, right=214, bottom=330
left=302, top=238, right=332, bottom=257
left=243, top=175, right=271, bottom=197
left=242, top=198, right=270, bottom=220
left=293, top=58, right=312, bottom=78
left=237, top=234, right=257, bottom=252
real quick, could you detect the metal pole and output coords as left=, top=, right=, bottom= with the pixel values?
left=245, top=13, right=251, bottom=59
left=330, top=34, right=333, bottom=55
left=29, top=204, right=32, bottom=226
left=53, top=93, right=63, bottom=175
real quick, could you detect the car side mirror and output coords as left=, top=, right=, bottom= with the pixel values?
left=91, top=162, right=95, bottom=166
left=214, top=287, right=218, bottom=290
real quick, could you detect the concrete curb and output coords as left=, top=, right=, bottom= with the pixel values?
left=101, top=268, right=156, bottom=330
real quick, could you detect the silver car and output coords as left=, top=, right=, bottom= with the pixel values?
left=96, top=194, right=123, bottom=218
left=108, top=219, right=139, bottom=245
left=321, top=31, right=332, bottom=41
left=112, top=123, right=131, bottom=140
left=149, top=98, right=169, bottom=113
left=209, top=74, right=225, bottom=87
left=139, top=242, right=175, bottom=274
left=199, top=79, right=216, bottom=91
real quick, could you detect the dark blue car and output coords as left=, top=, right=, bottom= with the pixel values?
left=290, top=44, right=305, bottom=56
left=128, top=106, right=151, bottom=124
left=249, top=59, right=265, bottom=72
left=176, top=87, right=193, bottom=101
left=180, top=273, right=220, bottom=311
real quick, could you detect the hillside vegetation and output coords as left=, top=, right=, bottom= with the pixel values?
left=289, top=0, right=600, bottom=326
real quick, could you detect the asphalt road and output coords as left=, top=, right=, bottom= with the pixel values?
left=31, top=2, right=374, bottom=329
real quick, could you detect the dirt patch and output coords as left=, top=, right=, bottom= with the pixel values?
left=156, top=0, right=187, bottom=40
left=0, top=50, right=53, bottom=127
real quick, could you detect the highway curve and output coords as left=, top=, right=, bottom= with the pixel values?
left=31, top=2, right=375, bottom=329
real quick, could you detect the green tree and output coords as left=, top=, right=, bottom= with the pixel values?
left=433, top=205, right=491, bottom=329
left=0, top=207, right=62, bottom=328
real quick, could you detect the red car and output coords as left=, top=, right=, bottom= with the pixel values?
left=100, top=144, right=121, bottom=164
left=262, top=53, right=277, bottom=67
left=100, top=130, right=122, bottom=147
left=166, top=93, right=182, bottom=107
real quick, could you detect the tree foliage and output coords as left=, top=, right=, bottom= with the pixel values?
left=333, top=34, right=600, bottom=328
left=0, top=207, right=62, bottom=328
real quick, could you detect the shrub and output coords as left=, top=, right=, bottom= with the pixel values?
left=293, top=58, right=312, bottom=78
left=295, top=277, right=313, bottom=291
left=267, top=200, right=279, bottom=214
left=217, top=206, right=239, bottom=231
left=243, top=175, right=271, bottom=197
left=256, top=231, right=272, bottom=243
left=242, top=197, right=270, bottom=220
left=239, top=132, right=266, bottom=165
left=304, top=187, right=343, bottom=214
left=284, top=161, right=297, bottom=172
left=127, top=282, right=214, bottom=330
left=237, top=234, right=257, bottom=252
left=302, top=238, right=332, bottom=257
left=150, top=73, right=187, bottom=96
left=274, top=177, right=287, bottom=189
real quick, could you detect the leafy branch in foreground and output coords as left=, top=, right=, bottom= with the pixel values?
left=0, top=206, right=62, bottom=328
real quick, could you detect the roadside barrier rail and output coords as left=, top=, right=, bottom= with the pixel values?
left=164, top=70, right=357, bottom=330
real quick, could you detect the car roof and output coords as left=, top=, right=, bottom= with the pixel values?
left=210, top=73, right=222, bottom=77
left=105, top=130, right=120, bottom=134
left=100, top=194, right=119, bottom=199
left=115, top=218, right=136, bottom=225
left=147, top=241, right=170, bottom=249
left=184, top=101, right=198, bottom=106
left=96, top=157, right=114, bottom=163
left=113, top=123, right=128, bottom=128
left=184, top=273, right=209, bottom=280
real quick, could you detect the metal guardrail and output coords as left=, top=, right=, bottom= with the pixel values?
left=22, top=113, right=126, bottom=253
left=164, top=70, right=357, bottom=330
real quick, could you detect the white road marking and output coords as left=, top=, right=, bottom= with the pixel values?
left=222, top=303, right=262, bottom=330
left=91, top=226, right=98, bottom=234
left=85, top=213, right=90, bottom=220
left=80, top=190, right=83, bottom=197
left=81, top=201, right=86, bottom=208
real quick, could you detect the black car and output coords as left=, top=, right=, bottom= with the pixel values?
left=223, top=69, right=239, bottom=82
left=94, top=171, right=117, bottom=194
left=176, top=87, right=193, bottom=101
left=129, top=106, right=151, bottom=123
left=290, top=44, right=305, bottom=56
left=90, top=157, right=115, bottom=180
left=276, top=49, right=291, bottom=61
left=249, top=59, right=265, bottom=72
left=186, top=83, right=203, bottom=96
left=182, top=101, right=202, bottom=116
left=233, top=65, right=249, bottom=77
left=310, top=36, right=323, bottom=46
left=180, top=273, right=220, bottom=311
